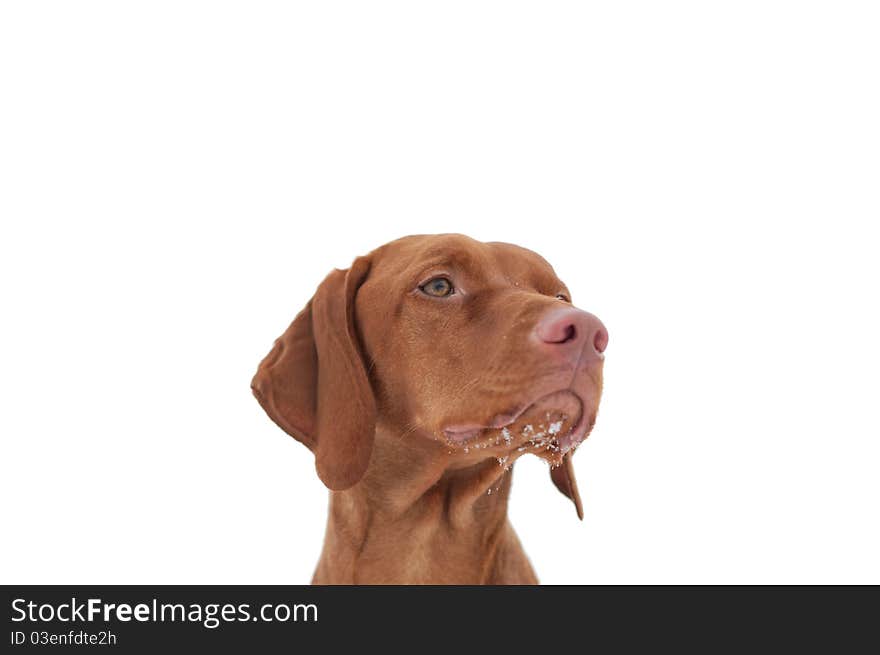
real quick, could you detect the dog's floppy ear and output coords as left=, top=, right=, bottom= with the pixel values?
left=251, top=256, right=375, bottom=490
left=551, top=453, right=584, bottom=520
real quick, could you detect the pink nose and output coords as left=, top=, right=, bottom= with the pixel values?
left=535, top=307, right=608, bottom=359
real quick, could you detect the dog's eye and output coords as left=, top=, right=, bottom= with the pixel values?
left=420, top=277, right=454, bottom=297
left=556, top=293, right=570, bottom=302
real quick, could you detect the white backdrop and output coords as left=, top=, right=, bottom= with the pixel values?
left=2, top=2, right=878, bottom=584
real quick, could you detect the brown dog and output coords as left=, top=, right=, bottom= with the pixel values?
left=252, top=234, right=607, bottom=584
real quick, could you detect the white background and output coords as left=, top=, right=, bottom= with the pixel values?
left=2, top=2, right=878, bottom=584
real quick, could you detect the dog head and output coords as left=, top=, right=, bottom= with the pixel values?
left=252, top=234, right=607, bottom=517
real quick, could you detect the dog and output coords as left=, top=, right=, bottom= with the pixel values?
left=252, top=234, right=607, bottom=584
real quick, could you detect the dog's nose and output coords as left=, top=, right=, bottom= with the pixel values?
left=535, top=307, right=608, bottom=359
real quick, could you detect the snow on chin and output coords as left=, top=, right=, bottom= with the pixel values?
left=444, top=409, right=580, bottom=467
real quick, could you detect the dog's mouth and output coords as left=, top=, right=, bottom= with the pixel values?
left=442, top=390, right=595, bottom=466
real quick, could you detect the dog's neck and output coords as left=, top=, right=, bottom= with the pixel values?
left=311, top=427, right=538, bottom=584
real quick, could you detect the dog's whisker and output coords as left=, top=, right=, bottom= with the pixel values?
left=398, top=422, right=422, bottom=441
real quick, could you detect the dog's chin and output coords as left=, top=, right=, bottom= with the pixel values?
left=441, top=390, right=597, bottom=467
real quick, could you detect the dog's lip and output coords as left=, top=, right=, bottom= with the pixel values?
left=558, top=407, right=595, bottom=454
left=441, top=404, right=531, bottom=443
left=442, top=389, right=588, bottom=445
left=442, top=425, right=486, bottom=442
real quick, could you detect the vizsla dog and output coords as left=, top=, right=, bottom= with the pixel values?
left=252, top=234, right=607, bottom=584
